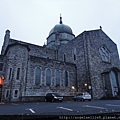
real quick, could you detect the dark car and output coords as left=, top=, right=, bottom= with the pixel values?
left=45, top=93, right=63, bottom=102
left=74, top=92, right=92, bottom=101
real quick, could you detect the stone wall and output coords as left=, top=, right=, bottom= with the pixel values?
left=0, top=55, right=6, bottom=77
left=81, top=29, right=120, bottom=99
left=1, top=28, right=120, bottom=101
left=9, top=39, right=56, bottom=60
left=3, top=44, right=29, bottom=101
left=2, top=39, right=77, bottom=101
left=58, top=29, right=120, bottom=99
left=25, top=55, right=76, bottom=97
left=58, top=32, right=89, bottom=92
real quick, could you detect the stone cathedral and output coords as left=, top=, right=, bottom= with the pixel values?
left=0, top=16, right=120, bottom=102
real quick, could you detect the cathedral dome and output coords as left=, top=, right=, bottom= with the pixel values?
left=49, top=24, right=73, bottom=36
left=46, top=16, right=75, bottom=49
left=49, top=16, right=73, bottom=36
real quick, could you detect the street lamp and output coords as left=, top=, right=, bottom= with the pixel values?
left=85, top=83, right=87, bottom=87
left=84, top=83, right=88, bottom=92
left=71, top=86, right=75, bottom=96
left=71, top=86, right=75, bottom=90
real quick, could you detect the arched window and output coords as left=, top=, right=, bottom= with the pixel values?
left=35, top=67, right=41, bottom=85
left=46, top=69, right=51, bottom=86
left=99, top=46, right=110, bottom=62
left=64, top=71, right=68, bottom=86
left=55, top=70, right=60, bottom=86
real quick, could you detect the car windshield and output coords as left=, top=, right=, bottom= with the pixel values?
left=52, top=93, right=61, bottom=97
left=76, top=93, right=83, bottom=96
left=76, top=92, right=90, bottom=96
left=83, top=92, right=90, bottom=95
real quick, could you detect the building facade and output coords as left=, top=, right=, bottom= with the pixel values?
left=0, top=17, right=120, bottom=101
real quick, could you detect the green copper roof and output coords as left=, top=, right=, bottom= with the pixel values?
left=49, top=16, right=73, bottom=36
left=49, top=24, right=73, bottom=35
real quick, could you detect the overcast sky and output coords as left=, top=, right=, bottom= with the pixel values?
left=0, top=0, right=120, bottom=55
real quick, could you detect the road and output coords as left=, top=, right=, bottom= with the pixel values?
left=0, top=100, right=120, bottom=119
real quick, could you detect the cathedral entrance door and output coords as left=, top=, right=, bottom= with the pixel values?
left=109, top=71, right=118, bottom=97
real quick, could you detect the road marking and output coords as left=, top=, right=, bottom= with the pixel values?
left=57, top=107, right=73, bottom=111
left=83, top=105, right=107, bottom=109
left=11, top=103, right=18, bottom=105
left=106, top=104, right=120, bottom=107
left=29, top=109, right=35, bottom=113
left=26, top=108, right=35, bottom=113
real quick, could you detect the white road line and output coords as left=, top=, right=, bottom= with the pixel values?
left=83, top=105, right=107, bottom=109
left=11, top=103, right=18, bottom=105
left=29, top=109, right=35, bottom=113
left=106, top=104, right=120, bottom=107
left=57, top=107, right=73, bottom=111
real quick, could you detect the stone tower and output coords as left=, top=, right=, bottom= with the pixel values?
left=1, top=30, right=10, bottom=55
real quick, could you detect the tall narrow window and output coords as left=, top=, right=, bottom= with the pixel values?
left=73, top=48, right=77, bottom=61
left=46, top=69, right=51, bottom=86
left=63, top=54, right=66, bottom=62
left=0, top=63, right=3, bottom=71
left=16, top=68, right=20, bottom=80
left=8, top=68, right=12, bottom=80
left=65, top=71, right=68, bottom=86
left=74, top=54, right=76, bottom=61
left=56, top=70, right=60, bottom=86
left=35, top=67, right=41, bottom=85
left=14, top=90, right=18, bottom=98
left=5, top=90, right=10, bottom=98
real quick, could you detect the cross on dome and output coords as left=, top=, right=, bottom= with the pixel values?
left=59, top=14, right=63, bottom=24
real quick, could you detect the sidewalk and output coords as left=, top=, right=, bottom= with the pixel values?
left=0, top=102, right=4, bottom=104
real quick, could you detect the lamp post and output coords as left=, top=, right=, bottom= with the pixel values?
left=71, top=86, right=75, bottom=96
left=84, top=83, right=88, bottom=91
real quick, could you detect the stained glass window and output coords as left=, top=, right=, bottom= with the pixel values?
left=56, top=70, right=60, bottom=86
left=99, top=46, right=110, bottom=62
left=35, top=67, right=41, bottom=85
left=65, top=71, right=68, bottom=86
left=16, top=68, right=20, bottom=80
left=46, top=69, right=51, bottom=86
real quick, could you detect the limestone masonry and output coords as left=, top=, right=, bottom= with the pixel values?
left=0, top=17, right=120, bottom=101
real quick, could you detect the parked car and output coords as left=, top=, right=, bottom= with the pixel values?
left=45, top=93, right=63, bottom=102
left=74, top=92, right=92, bottom=101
